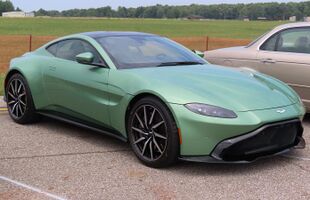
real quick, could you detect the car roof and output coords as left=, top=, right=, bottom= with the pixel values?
left=81, top=31, right=157, bottom=39
left=273, top=22, right=310, bottom=31
left=244, top=22, right=310, bottom=49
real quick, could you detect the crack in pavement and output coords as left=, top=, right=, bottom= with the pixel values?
left=0, top=149, right=130, bottom=161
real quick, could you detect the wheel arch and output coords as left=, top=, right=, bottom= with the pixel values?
left=125, top=92, right=181, bottom=139
left=5, top=64, right=48, bottom=109
left=4, top=69, right=26, bottom=96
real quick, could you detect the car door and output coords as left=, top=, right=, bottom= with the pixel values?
left=43, top=39, right=111, bottom=126
left=257, top=27, right=310, bottom=109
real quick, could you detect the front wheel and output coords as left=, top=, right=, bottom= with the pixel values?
left=127, top=97, right=179, bottom=168
left=6, top=73, right=39, bottom=124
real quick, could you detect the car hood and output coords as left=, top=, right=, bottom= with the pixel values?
left=120, top=65, right=298, bottom=112
left=205, top=46, right=247, bottom=59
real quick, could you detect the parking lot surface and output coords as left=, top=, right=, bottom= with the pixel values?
left=0, top=103, right=309, bottom=199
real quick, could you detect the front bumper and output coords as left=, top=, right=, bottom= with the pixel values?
left=170, top=103, right=305, bottom=156
left=180, top=119, right=305, bottom=163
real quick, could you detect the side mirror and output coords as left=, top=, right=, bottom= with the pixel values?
left=76, top=52, right=94, bottom=64
left=192, top=50, right=205, bottom=58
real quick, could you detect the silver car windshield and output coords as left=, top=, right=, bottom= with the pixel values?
left=246, top=31, right=270, bottom=48
left=96, top=35, right=206, bottom=69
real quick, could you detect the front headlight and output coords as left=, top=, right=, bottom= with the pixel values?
left=185, top=103, right=237, bottom=118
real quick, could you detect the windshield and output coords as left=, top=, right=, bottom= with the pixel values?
left=246, top=31, right=270, bottom=48
left=96, top=35, right=206, bottom=69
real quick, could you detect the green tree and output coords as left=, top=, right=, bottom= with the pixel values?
left=27, top=2, right=310, bottom=21
left=0, top=1, right=14, bottom=15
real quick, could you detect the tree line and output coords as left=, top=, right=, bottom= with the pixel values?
left=0, top=1, right=14, bottom=14
left=34, top=2, right=310, bottom=20
left=2, top=1, right=310, bottom=20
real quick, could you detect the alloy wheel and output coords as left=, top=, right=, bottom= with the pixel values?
left=131, top=105, right=168, bottom=161
left=7, top=79, right=27, bottom=119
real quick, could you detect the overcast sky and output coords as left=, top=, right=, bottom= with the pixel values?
left=10, top=0, right=304, bottom=12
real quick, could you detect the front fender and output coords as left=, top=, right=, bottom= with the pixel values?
left=7, top=55, right=49, bottom=109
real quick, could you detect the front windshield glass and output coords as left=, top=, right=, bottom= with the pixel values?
left=246, top=31, right=270, bottom=48
left=96, top=35, right=206, bottom=69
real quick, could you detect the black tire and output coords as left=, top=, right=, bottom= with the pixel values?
left=127, top=96, right=179, bottom=168
left=6, top=73, right=39, bottom=124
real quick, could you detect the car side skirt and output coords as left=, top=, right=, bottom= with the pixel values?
left=37, top=110, right=127, bottom=142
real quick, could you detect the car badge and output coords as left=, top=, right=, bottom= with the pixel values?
left=276, top=108, right=286, bottom=114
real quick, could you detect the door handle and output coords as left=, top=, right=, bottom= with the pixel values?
left=261, top=58, right=276, bottom=64
left=49, top=66, right=56, bottom=71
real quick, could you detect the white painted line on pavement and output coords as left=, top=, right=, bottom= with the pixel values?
left=0, top=175, right=67, bottom=200
left=281, top=154, right=310, bottom=161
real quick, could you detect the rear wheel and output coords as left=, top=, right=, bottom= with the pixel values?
left=127, top=97, right=179, bottom=168
left=6, top=73, right=39, bottom=124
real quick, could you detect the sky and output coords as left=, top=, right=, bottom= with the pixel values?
left=10, top=0, right=304, bottom=12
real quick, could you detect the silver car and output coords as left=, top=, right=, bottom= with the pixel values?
left=205, top=22, right=310, bottom=111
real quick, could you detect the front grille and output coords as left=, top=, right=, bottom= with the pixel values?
left=219, top=120, right=303, bottom=161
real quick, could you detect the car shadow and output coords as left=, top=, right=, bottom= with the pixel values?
left=167, top=156, right=291, bottom=176
left=304, top=113, right=310, bottom=123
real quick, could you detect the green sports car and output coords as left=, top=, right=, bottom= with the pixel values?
left=4, top=32, right=306, bottom=168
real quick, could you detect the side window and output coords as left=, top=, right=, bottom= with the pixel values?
left=47, top=39, right=103, bottom=63
left=80, top=41, right=102, bottom=63
left=46, top=43, right=57, bottom=56
left=276, top=28, right=310, bottom=54
left=260, top=34, right=278, bottom=51
left=55, top=40, right=77, bottom=61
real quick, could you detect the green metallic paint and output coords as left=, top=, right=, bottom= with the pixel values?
left=5, top=33, right=306, bottom=157
left=116, top=66, right=300, bottom=111
left=76, top=52, right=95, bottom=64
left=171, top=103, right=305, bottom=155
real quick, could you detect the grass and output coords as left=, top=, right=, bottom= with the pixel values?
left=0, top=17, right=287, bottom=39
left=0, top=73, right=4, bottom=96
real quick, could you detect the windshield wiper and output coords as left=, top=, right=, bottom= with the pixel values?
left=157, top=61, right=205, bottom=67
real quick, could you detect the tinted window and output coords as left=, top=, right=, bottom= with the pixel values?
left=46, top=43, right=57, bottom=55
left=56, top=40, right=76, bottom=60
left=96, top=36, right=206, bottom=69
left=276, top=28, right=310, bottom=54
left=46, top=39, right=103, bottom=63
left=260, top=34, right=278, bottom=51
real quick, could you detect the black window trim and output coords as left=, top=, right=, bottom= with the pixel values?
left=259, top=26, right=310, bottom=54
left=45, top=37, right=109, bottom=68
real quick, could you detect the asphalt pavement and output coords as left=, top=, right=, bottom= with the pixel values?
left=0, top=98, right=309, bottom=200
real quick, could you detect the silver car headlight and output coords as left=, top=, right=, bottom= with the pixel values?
left=185, top=103, right=237, bottom=118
